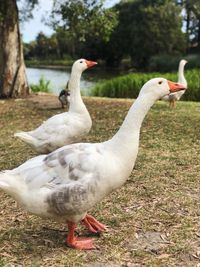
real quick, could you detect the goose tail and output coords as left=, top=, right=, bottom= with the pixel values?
left=0, top=171, right=12, bottom=189
left=14, top=132, right=37, bottom=146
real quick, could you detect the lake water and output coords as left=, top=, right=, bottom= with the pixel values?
left=26, top=67, right=97, bottom=96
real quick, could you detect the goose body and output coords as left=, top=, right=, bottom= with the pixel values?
left=0, top=78, right=186, bottom=249
left=14, top=59, right=97, bottom=154
left=162, top=59, right=188, bottom=107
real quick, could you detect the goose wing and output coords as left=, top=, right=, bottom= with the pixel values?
left=11, top=143, right=105, bottom=192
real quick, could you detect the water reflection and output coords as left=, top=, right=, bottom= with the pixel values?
left=26, top=67, right=95, bottom=95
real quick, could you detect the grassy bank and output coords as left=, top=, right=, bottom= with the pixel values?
left=0, top=96, right=200, bottom=266
left=25, top=59, right=74, bottom=69
left=92, top=69, right=200, bottom=101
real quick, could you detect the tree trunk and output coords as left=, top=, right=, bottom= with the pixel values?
left=0, top=0, right=29, bottom=98
left=197, top=18, right=200, bottom=51
left=185, top=4, right=191, bottom=53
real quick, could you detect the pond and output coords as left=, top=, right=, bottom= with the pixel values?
left=26, top=67, right=117, bottom=96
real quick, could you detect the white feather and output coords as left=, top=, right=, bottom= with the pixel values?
left=161, top=59, right=188, bottom=103
left=1, top=78, right=184, bottom=228
left=14, top=59, right=95, bottom=153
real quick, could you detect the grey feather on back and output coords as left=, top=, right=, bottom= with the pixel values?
left=44, top=147, right=74, bottom=168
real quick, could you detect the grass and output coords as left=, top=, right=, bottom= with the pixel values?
left=91, top=69, right=200, bottom=101
left=0, top=95, right=200, bottom=266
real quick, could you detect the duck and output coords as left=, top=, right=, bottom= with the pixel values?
left=14, top=59, right=97, bottom=154
left=58, top=86, right=70, bottom=109
left=162, top=59, right=188, bottom=107
left=0, top=78, right=185, bottom=250
left=58, top=80, right=70, bottom=109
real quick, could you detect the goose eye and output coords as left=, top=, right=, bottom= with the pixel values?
left=158, top=81, right=163, bottom=85
left=80, top=61, right=83, bottom=63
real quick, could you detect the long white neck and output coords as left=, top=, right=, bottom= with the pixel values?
left=107, top=92, right=157, bottom=159
left=178, top=62, right=187, bottom=87
left=68, top=71, right=87, bottom=113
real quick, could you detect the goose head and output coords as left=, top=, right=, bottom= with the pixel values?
left=139, top=78, right=186, bottom=100
left=72, top=59, right=97, bottom=73
left=180, top=59, right=188, bottom=66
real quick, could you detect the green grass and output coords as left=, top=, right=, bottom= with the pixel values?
left=0, top=96, right=200, bottom=266
left=91, top=69, right=200, bottom=101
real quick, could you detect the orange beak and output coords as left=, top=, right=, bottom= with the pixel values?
left=167, top=80, right=186, bottom=93
left=85, top=60, right=98, bottom=68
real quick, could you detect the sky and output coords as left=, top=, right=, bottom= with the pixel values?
left=21, top=0, right=120, bottom=43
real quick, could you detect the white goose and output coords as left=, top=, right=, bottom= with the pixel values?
left=162, top=59, right=188, bottom=107
left=14, top=59, right=97, bottom=153
left=0, top=78, right=185, bottom=250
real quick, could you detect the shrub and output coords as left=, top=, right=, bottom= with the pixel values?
left=149, top=54, right=200, bottom=72
left=30, top=76, right=51, bottom=93
left=26, top=58, right=73, bottom=67
left=91, top=70, right=200, bottom=101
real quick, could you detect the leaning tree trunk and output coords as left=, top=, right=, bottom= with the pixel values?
left=0, top=0, right=29, bottom=98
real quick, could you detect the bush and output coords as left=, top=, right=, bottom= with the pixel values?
left=26, top=58, right=73, bottom=67
left=30, top=76, right=51, bottom=93
left=184, top=69, right=200, bottom=101
left=149, top=54, right=200, bottom=72
left=91, top=69, right=200, bottom=101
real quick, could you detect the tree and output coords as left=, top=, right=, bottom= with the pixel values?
left=178, top=0, right=200, bottom=51
left=51, top=0, right=118, bottom=58
left=55, top=27, right=71, bottom=58
left=110, top=0, right=186, bottom=69
left=0, top=0, right=38, bottom=98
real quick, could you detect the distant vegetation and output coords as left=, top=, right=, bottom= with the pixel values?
left=91, top=69, right=200, bottom=101
left=30, top=77, right=51, bottom=93
left=24, top=1, right=200, bottom=71
left=26, top=58, right=73, bottom=68
left=2, top=0, right=200, bottom=99
left=149, top=54, right=200, bottom=72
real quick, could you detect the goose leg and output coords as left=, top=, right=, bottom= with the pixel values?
left=82, top=214, right=107, bottom=233
left=66, top=222, right=95, bottom=250
left=169, top=99, right=175, bottom=108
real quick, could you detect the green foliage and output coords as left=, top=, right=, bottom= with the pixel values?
left=149, top=54, right=183, bottom=72
left=149, top=54, right=200, bottom=72
left=180, top=0, right=200, bottom=50
left=110, top=0, right=186, bottom=68
left=24, top=32, right=61, bottom=60
left=30, top=76, right=51, bottom=93
left=91, top=69, right=200, bottom=101
left=184, top=69, right=200, bottom=101
left=19, top=0, right=39, bottom=22
left=25, top=58, right=73, bottom=67
left=22, top=0, right=200, bottom=71
left=51, top=0, right=118, bottom=57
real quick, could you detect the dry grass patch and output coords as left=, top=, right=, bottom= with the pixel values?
left=0, top=95, right=200, bottom=266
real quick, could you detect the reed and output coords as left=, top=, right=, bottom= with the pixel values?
left=91, top=69, right=200, bottom=101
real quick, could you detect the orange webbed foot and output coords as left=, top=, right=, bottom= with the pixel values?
left=82, top=214, right=107, bottom=233
left=66, top=221, right=96, bottom=250
left=66, top=236, right=96, bottom=250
